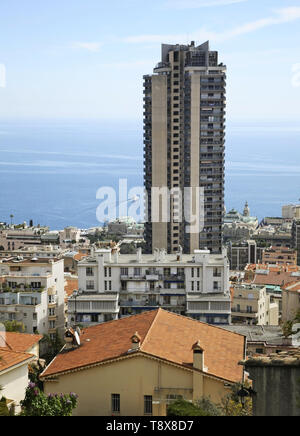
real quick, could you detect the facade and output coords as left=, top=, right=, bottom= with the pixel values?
left=282, top=204, right=300, bottom=220
left=223, top=205, right=258, bottom=243
left=0, top=257, right=65, bottom=339
left=281, top=281, right=300, bottom=322
left=144, top=41, right=226, bottom=255
left=67, top=248, right=231, bottom=327
left=231, top=284, right=279, bottom=326
left=41, top=309, right=245, bottom=416
left=262, top=246, right=297, bottom=266
left=227, top=240, right=263, bottom=271
left=107, top=217, right=144, bottom=237
left=243, top=351, right=300, bottom=416
left=0, top=227, right=48, bottom=251
left=292, top=219, right=300, bottom=266
left=0, top=347, right=35, bottom=413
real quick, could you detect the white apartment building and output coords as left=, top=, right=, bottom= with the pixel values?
left=67, top=248, right=231, bottom=327
left=0, top=257, right=65, bottom=339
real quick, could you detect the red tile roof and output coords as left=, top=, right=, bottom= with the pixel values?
left=0, top=332, right=43, bottom=353
left=41, top=309, right=245, bottom=383
left=65, top=278, right=78, bottom=298
left=73, top=253, right=88, bottom=262
left=245, top=263, right=300, bottom=287
left=0, top=348, right=34, bottom=372
left=282, top=281, right=300, bottom=292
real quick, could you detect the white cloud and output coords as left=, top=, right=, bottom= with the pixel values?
left=72, top=42, right=103, bottom=52
left=165, top=0, right=247, bottom=9
left=123, top=6, right=300, bottom=44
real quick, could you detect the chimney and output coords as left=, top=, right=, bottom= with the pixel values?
left=114, top=251, right=119, bottom=264
left=130, top=332, right=141, bottom=351
left=64, top=328, right=76, bottom=350
left=192, top=340, right=205, bottom=371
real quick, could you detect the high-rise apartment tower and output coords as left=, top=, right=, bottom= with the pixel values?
left=144, top=41, right=226, bottom=254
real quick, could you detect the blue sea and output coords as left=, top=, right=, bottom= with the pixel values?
left=0, top=119, right=299, bottom=230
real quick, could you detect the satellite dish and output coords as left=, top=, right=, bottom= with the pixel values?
left=74, top=331, right=81, bottom=346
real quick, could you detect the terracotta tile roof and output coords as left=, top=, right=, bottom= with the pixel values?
left=282, top=281, right=300, bottom=292
left=246, top=263, right=299, bottom=273
left=0, top=332, right=43, bottom=353
left=65, top=278, right=78, bottom=298
left=252, top=271, right=298, bottom=287
left=73, top=253, right=88, bottom=262
left=0, top=347, right=34, bottom=373
left=41, top=309, right=245, bottom=383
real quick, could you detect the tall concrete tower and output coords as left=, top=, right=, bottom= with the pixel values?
left=143, top=41, right=226, bottom=254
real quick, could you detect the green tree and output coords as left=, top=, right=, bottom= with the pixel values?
left=3, top=320, right=25, bottom=333
left=0, top=397, right=10, bottom=416
left=20, top=383, right=78, bottom=416
left=167, top=398, right=222, bottom=417
left=40, top=330, right=64, bottom=364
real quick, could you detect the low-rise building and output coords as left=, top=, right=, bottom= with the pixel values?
left=262, top=246, right=297, bottom=266
left=281, top=281, right=300, bottom=322
left=0, top=257, right=65, bottom=339
left=292, top=219, right=300, bottom=266
left=40, top=309, right=246, bottom=416
left=243, top=351, right=300, bottom=416
left=244, top=263, right=300, bottom=288
left=0, top=347, right=35, bottom=413
left=223, top=325, right=296, bottom=356
left=231, top=284, right=279, bottom=326
left=0, top=331, right=43, bottom=358
left=67, top=248, right=231, bottom=327
left=0, top=227, right=49, bottom=251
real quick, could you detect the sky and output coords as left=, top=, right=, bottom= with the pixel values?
left=0, top=0, right=300, bottom=122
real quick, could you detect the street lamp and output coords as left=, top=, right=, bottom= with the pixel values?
left=237, top=385, right=256, bottom=408
left=72, top=290, right=79, bottom=328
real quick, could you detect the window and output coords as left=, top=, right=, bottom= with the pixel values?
left=164, top=296, right=171, bottom=305
left=134, top=268, right=141, bottom=276
left=111, top=394, right=120, bottom=413
left=121, top=268, right=128, bottom=276
left=144, top=396, right=153, bottom=415
left=86, top=267, right=93, bottom=277
left=86, top=280, right=94, bottom=290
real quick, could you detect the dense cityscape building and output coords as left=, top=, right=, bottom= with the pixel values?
left=144, top=41, right=226, bottom=255
left=67, top=247, right=231, bottom=327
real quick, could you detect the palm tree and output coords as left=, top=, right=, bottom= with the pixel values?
left=10, top=214, right=14, bottom=226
